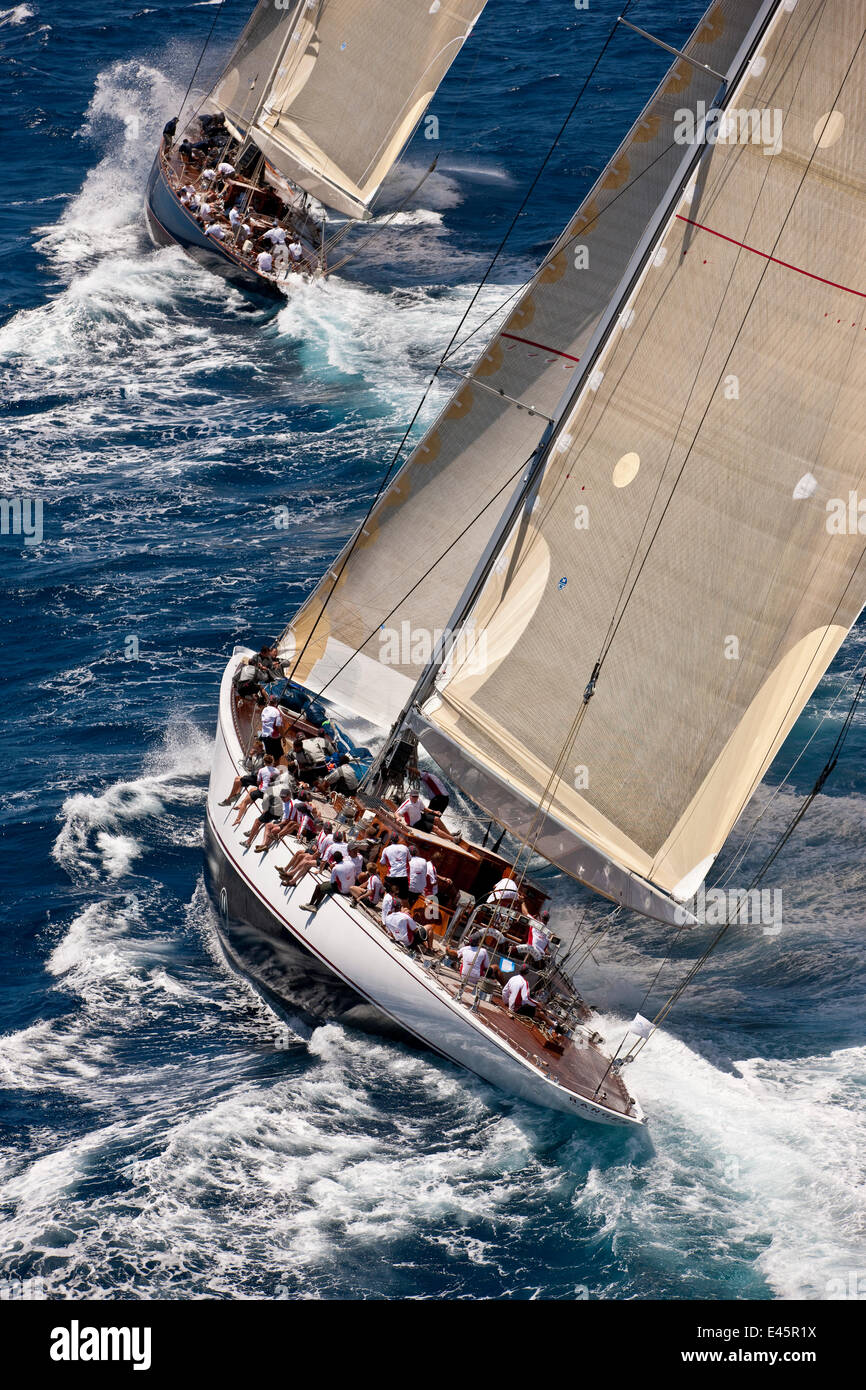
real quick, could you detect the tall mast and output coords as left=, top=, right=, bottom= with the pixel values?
left=367, top=0, right=785, bottom=790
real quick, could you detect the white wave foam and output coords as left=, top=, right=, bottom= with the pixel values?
left=374, top=208, right=445, bottom=228
left=52, top=717, right=210, bottom=882
left=274, top=274, right=517, bottom=418
left=377, top=158, right=463, bottom=213
left=3, top=885, right=864, bottom=1300
left=93, top=831, right=142, bottom=879
left=0, top=4, right=35, bottom=24
left=47, top=898, right=161, bottom=1001
left=42, top=60, right=180, bottom=268
left=0, top=1018, right=114, bottom=1092
left=0, top=1009, right=538, bottom=1296
left=579, top=1013, right=866, bottom=1300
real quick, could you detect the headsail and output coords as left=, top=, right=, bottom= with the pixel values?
left=419, top=0, right=866, bottom=906
left=278, top=0, right=768, bottom=727
left=207, top=0, right=291, bottom=141
left=209, top=0, right=488, bottom=219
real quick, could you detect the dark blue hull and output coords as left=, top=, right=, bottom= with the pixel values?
left=144, top=155, right=285, bottom=303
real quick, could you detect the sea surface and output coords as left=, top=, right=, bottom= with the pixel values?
left=1, top=0, right=864, bottom=1301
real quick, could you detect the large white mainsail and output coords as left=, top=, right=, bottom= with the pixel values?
left=278, top=0, right=768, bottom=730
left=416, top=0, right=866, bottom=911
left=209, top=0, right=487, bottom=219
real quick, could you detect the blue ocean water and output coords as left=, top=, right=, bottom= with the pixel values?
left=1, top=0, right=864, bottom=1302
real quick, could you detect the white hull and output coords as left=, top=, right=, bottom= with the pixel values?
left=205, top=654, right=644, bottom=1126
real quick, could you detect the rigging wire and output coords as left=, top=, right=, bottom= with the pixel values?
left=617, top=661, right=866, bottom=1073
left=711, top=656, right=866, bottom=890
left=177, top=0, right=228, bottom=130
left=472, top=5, right=861, bottom=938
left=282, top=0, right=636, bottom=688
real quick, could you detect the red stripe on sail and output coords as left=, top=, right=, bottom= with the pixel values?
left=675, top=215, right=866, bottom=300
left=501, top=332, right=581, bottom=362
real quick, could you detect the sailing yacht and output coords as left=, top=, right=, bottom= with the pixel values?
left=205, top=0, right=866, bottom=1120
left=145, top=0, right=488, bottom=298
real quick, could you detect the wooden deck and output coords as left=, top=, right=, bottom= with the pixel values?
left=346, top=897, right=634, bottom=1117
left=229, top=688, right=635, bottom=1118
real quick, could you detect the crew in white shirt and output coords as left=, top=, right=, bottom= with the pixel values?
left=205, top=224, right=227, bottom=239
left=418, top=768, right=449, bottom=811
left=255, top=791, right=310, bottom=850
left=259, top=698, right=285, bottom=758
left=300, top=850, right=357, bottom=911
left=256, top=761, right=281, bottom=791
left=228, top=207, right=250, bottom=239
left=397, top=792, right=424, bottom=827
left=256, top=250, right=273, bottom=274
left=216, top=161, right=235, bottom=177
left=322, top=832, right=345, bottom=864
left=344, top=841, right=364, bottom=877
left=330, top=856, right=357, bottom=893
left=381, top=839, right=410, bottom=894
left=360, top=869, right=384, bottom=905
left=456, top=939, right=490, bottom=983
left=407, top=850, right=432, bottom=897
left=486, top=876, right=527, bottom=913
left=383, top=905, right=427, bottom=950
left=198, top=201, right=214, bottom=224
left=526, top=912, right=552, bottom=960
left=501, top=968, right=533, bottom=1015
left=262, top=224, right=286, bottom=245
left=288, top=240, right=304, bottom=263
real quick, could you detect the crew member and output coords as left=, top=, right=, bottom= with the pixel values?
left=299, top=850, right=357, bottom=911
left=453, top=933, right=489, bottom=983
left=412, top=766, right=450, bottom=813
left=486, top=873, right=528, bottom=914
left=381, top=837, right=410, bottom=899
left=396, top=790, right=424, bottom=827
left=260, top=697, right=286, bottom=760
left=501, top=965, right=535, bottom=1016
left=383, top=897, right=428, bottom=951
left=318, top=755, right=359, bottom=796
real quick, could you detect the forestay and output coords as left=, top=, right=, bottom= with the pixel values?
left=278, top=0, right=765, bottom=730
